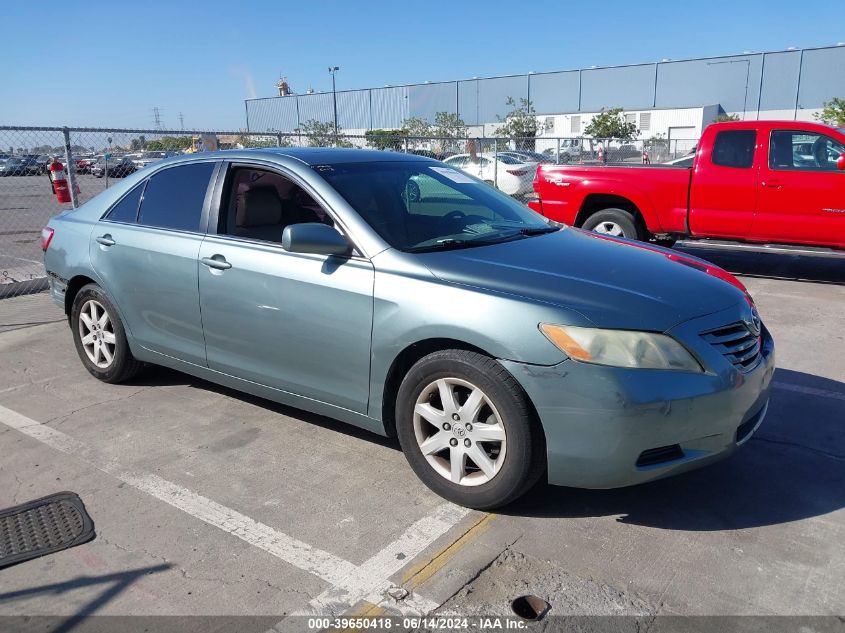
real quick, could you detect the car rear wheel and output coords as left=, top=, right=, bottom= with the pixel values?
left=395, top=350, right=545, bottom=509
left=71, top=284, right=143, bottom=383
left=582, top=208, right=642, bottom=241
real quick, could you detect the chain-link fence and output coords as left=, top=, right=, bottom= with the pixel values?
left=0, top=125, right=697, bottom=304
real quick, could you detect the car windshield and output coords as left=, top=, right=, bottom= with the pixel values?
left=318, top=160, right=556, bottom=252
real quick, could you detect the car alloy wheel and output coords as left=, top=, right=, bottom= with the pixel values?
left=77, top=299, right=116, bottom=369
left=413, top=377, right=507, bottom=486
left=592, top=221, right=624, bottom=236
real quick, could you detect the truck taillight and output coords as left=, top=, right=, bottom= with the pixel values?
left=533, top=168, right=542, bottom=193
left=40, top=227, right=54, bottom=251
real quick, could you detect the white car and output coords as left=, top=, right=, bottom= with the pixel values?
left=443, top=153, right=534, bottom=197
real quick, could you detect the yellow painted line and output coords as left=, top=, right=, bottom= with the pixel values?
left=400, top=513, right=495, bottom=592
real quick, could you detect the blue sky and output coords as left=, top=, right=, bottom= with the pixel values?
left=1, top=0, right=842, bottom=130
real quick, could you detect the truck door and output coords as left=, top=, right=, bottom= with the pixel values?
left=688, top=129, right=758, bottom=238
left=753, top=129, right=845, bottom=247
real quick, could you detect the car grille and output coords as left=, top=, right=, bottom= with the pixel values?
left=700, top=322, right=762, bottom=372
left=636, top=444, right=684, bottom=468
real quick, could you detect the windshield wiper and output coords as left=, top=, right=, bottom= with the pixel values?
left=518, top=226, right=560, bottom=236
left=407, top=235, right=522, bottom=253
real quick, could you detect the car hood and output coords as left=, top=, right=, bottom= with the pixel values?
left=417, top=227, right=744, bottom=331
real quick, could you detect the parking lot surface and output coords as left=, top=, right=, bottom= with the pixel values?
left=0, top=251, right=843, bottom=623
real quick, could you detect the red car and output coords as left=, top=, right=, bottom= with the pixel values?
left=529, top=121, right=845, bottom=250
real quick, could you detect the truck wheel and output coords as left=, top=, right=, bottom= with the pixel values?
left=582, top=208, right=642, bottom=241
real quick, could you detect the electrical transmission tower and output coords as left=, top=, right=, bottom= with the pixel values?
left=152, top=107, right=162, bottom=130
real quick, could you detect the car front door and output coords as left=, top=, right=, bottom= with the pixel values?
left=90, top=160, right=218, bottom=365
left=753, top=129, right=845, bottom=247
left=197, top=162, right=375, bottom=414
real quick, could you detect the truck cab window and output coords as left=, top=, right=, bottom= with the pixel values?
left=769, top=130, right=845, bottom=172
left=712, top=130, right=756, bottom=168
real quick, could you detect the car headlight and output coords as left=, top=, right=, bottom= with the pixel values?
left=540, top=324, right=703, bottom=372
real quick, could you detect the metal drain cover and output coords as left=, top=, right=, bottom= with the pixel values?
left=0, top=491, right=95, bottom=569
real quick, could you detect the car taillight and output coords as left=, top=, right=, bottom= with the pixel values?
left=40, top=227, right=54, bottom=251
left=506, top=168, right=530, bottom=176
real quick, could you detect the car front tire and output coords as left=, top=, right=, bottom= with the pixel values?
left=71, top=284, right=143, bottom=383
left=395, top=350, right=545, bottom=509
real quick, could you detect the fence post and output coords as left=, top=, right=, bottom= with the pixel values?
left=62, top=128, right=79, bottom=209
left=404, top=136, right=409, bottom=154
left=493, top=138, right=498, bottom=189
left=277, top=133, right=283, bottom=148
left=556, top=137, right=561, bottom=164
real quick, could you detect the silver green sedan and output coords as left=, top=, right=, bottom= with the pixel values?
left=43, top=148, right=774, bottom=509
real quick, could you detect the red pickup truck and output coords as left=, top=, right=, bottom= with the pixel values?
left=529, top=121, right=845, bottom=250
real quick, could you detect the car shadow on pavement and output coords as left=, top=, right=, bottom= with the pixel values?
left=124, top=366, right=401, bottom=451
left=675, top=247, right=845, bottom=285
left=503, top=368, right=845, bottom=530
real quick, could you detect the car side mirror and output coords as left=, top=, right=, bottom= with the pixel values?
left=837, top=153, right=845, bottom=171
left=282, top=223, right=350, bottom=256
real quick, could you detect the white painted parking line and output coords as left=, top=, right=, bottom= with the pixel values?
left=0, top=402, right=466, bottom=617
left=774, top=381, right=845, bottom=402
left=291, top=504, right=470, bottom=618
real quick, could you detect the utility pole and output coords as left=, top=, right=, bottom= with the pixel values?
left=178, top=112, right=184, bottom=130
left=328, top=66, right=340, bottom=141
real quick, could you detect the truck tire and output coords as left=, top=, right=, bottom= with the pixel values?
left=582, top=208, right=642, bottom=241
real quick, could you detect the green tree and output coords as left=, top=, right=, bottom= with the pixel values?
left=584, top=108, right=638, bottom=141
left=715, top=113, right=741, bottom=122
left=297, top=119, right=352, bottom=147
left=402, top=117, right=433, bottom=138
left=814, top=97, right=845, bottom=127
left=146, top=140, right=164, bottom=151
left=365, top=129, right=406, bottom=151
left=495, top=97, right=540, bottom=150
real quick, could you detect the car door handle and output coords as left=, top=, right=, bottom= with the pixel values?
left=201, top=256, right=232, bottom=270
left=762, top=180, right=783, bottom=189
left=96, top=234, right=115, bottom=246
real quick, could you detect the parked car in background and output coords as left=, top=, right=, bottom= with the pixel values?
left=443, top=152, right=534, bottom=197
left=42, top=147, right=774, bottom=509
left=75, top=156, right=98, bottom=174
left=530, top=120, right=845, bottom=249
left=0, top=156, right=43, bottom=176
left=91, top=156, right=137, bottom=178
left=134, top=151, right=178, bottom=170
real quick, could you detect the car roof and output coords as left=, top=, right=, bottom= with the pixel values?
left=169, top=147, right=440, bottom=166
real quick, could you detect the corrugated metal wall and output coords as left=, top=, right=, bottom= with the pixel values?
left=245, top=45, right=845, bottom=132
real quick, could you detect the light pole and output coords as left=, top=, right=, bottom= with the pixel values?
left=328, top=66, right=340, bottom=142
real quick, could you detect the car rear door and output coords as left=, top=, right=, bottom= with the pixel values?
left=688, top=128, right=759, bottom=238
left=753, top=129, right=845, bottom=247
left=90, top=160, right=218, bottom=365
left=196, top=162, right=375, bottom=414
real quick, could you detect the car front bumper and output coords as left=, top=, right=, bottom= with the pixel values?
left=501, top=305, right=776, bottom=488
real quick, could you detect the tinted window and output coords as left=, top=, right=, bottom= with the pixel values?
left=218, top=167, right=332, bottom=243
left=712, top=130, right=756, bottom=168
left=769, top=130, right=845, bottom=171
left=137, top=162, right=214, bottom=232
left=105, top=182, right=144, bottom=223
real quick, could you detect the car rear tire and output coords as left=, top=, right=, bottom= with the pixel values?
left=395, top=350, right=545, bottom=509
left=582, top=208, right=642, bottom=240
left=71, top=284, right=143, bottom=384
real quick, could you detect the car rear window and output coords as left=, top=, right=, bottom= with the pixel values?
left=712, top=130, right=756, bottom=168
left=137, top=162, right=215, bottom=232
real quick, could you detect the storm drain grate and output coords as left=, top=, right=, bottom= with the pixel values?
left=0, top=492, right=95, bottom=569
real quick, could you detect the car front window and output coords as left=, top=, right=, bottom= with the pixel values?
left=318, top=161, right=555, bottom=252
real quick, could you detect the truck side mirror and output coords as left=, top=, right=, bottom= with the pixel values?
left=837, top=153, right=845, bottom=171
